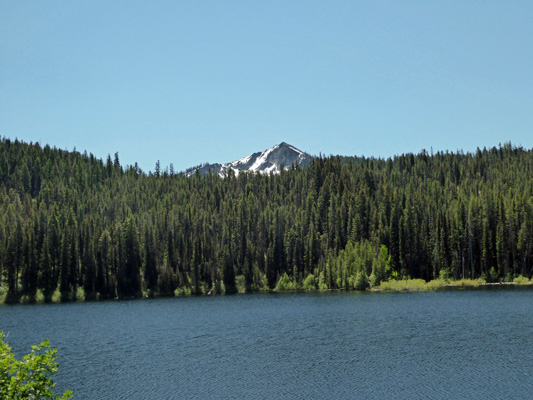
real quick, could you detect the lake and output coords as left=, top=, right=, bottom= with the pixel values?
left=1, top=287, right=532, bottom=399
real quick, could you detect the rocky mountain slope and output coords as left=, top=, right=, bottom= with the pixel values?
left=184, top=142, right=313, bottom=177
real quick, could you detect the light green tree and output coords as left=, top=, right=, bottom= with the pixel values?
left=0, top=332, right=72, bottom=399
left=354, top=270, right=369, bottom=290
left=370, top=245, right=391, bottom=286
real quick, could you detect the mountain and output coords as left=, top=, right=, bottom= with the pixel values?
left=184, top=142, right=313, bottom=177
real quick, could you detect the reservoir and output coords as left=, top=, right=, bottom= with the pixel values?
left=1, top=288, right=532, bottom=399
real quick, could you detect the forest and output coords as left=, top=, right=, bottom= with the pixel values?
left=0, top=137, right=532, bottom=303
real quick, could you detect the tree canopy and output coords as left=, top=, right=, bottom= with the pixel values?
left=0, top=332, right=72, bottom=399
left=0, top=138, right=532, bottom=301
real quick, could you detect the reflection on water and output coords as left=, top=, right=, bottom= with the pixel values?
left=1, top=288, right=532, bottom=399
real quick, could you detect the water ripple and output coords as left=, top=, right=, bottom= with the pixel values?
left=1, top=289, right=532, bottom=399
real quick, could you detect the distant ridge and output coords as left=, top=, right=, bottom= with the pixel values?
left=184, top=142, right=313, bottom=177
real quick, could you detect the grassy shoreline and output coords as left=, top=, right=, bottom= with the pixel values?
left=373, top=277, right=533, bottom=292
left=1, top=276, right=532, bottom=304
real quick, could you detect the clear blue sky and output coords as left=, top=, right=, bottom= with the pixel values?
left=1, top=1, right=532, bottom=173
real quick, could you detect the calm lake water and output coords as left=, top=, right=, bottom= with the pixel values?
left=1, top=288, right=532, bottom=399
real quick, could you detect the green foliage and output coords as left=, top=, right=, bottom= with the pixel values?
left=234, top=275, right=247, bottom=293
left=0, top=332, right=72, bottom=399
left=425, top=279, right=449, bottom=289
left=35, top=290, right=46, bottom=303
left=370, top=245, right=391, bottom=286
left=452, top=278, right=486, bottom=287
left=174, top=286, right=191, bottom=296
left=368, top=272, right=377, bottom=287
left=376, top=278, right=487, bottom=291
left=486, top=267, right=499, bottom=283
left=0, top=138, right=532, bottom=300
left=513, top=275, right=532, bottom=284
left=274, top=273, right=300, bottom=291
left=75, top=287, right=85, bottom=301
left=318, top=272, right=329, bottom=291
left=353, top=270, right=369, bottom=290
left=51, top=290, right=61, bottom=303
left=340, top=240, right=374, bottom=280
left=0, top=284, right=7, bottom=304
left=209, top=280, right=225, bottom=295
left=302, top=274, right=317, bottom=290
left=376, top=279, right=428, bottom=291
left=438, top=267, right=452, bottom=282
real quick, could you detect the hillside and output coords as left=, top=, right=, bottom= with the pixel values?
left=0, top=138, right=532, bottom=302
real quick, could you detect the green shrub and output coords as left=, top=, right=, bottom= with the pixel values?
left=75, top=287, right=85, bottom=301
left=426, top=279, right=448, bottom=289
left=302, top=274, right=317, bottom=290
left=335, top=277, right=343, bottom=289
left=212, top=280, right=225, bottom=294
left=274, top=273, right=299, bottom=291
left=35, top=290, right=46, bottom=303
left=0, top=285, right=6, bottom=304
left=377, top=279, right=427, bottom=291
left=369, top=245, right=391, bottom=286
left=487, top=267, right=499, bottom=283
left=376, top=277, right=490, bottom=291
left=454, top=278, right=486, bottom=287
left=234, top=275, right=247, bottom=293
left=0, top=332, right=73, bottom=399
left=513, top=275, right=531, bottom=284
left=353, top=271, right=369, bottom=291
left=318, top=272, right=329, bottom=291
left=438, top=267, right=452, bottom=282
left=369, top=272, right=377, bottom=287
left=174, top=286, right=191, bottom=296
left=51, top=289, right=61, bottom=303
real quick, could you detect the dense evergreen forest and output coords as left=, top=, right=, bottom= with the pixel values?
left=1, top=137, right=532, bottom=303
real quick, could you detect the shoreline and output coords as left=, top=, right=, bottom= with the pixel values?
left=2, top=278, right=532, bottom=305
left=372, top=278, right=533, bottom=292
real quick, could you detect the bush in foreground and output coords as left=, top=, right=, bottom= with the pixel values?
left=0, top=332, right=72, bottom=399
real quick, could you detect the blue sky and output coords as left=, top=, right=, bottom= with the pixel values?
left=1, top=1, right=532, bottom=173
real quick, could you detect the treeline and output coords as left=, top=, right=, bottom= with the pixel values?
left=0, top=138, right=532, bottom=302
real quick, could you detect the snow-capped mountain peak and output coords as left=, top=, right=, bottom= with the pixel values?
left=184, top=142, right=313, bottom=177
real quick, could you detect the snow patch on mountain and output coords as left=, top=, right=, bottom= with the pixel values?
left=184, top=142, right=313, bottom=177
left=249, top=145, right=276, bottom=172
